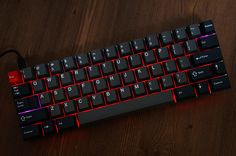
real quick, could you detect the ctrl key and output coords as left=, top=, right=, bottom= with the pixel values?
left=209, top=76, right=230, bottom=92
left=22, top=125, right=41, bottom=139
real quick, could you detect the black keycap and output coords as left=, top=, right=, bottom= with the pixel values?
left=122, top=71, right=136, bottom=85
left=56, top=116, right=77, bottom=130
left=32, top=79, right=46, bottom=93
left=19, top=108, right=49, bottom=125
left=119, top=86, right=132, bottom=100
left=53, top=88, right=67, bottom=103
left=129, top=54, right=142, bottom=68
left=185, top=39, right=198, bottom=53
left=191, top=47, right=222, bottom=66
left=62, top=56, right=77, bottom=71
left=174, top=85, right=196, bottom=101
left=42, top=121, right=54, bottom=135
left=76, top=97, right=90, bottom=111
left=74, top=68, right=87, bottom=82
left=21, top=67, right=35, bottom=81
left=209, top=76, right=230, bottom=92
left=146, top=79, right=160, bottom=93
left=87, top=65, right=101, bottom=79
left=198, top=35, right=219, bottom=49
left=160, top=31, right=173, bottom=45
left=174, top=72, right=188, bottom=86
left=67, top=85, right=80, bottom=99
left=80, top=81, right=94, bottom=96
left=200, top=20, right=215, bottom=35
left=136, top=67, right=150, bottom=81
left=164, top=60, right=177, bottom=74
left=145, top=34, right=159, bottom=49
left=104, top=46, right=118, bottom=60
left=60, top=72, right=74, bottom=86
left=12, top=83, right=32, bottom=99
left=101, top=61, right=115, bottom=75
left=39, top=92, right=52, bottom=106
left=195, top=81, right=210, bottom=95
left=212, top=61, right=226, bottom=75
left=64, top=100, right=77, bottom=114
left=94, top=78, right=108, bottom=92
left=188, top=66, right=213, bottom=82
left=105, top=90, right=119, bottom=104
left=49, top=104, right=63, bottom=118
left=177, top=56, right=191, bottom=70
left=174, top=27, right=188, bottom=41
left=187, top=24, right=201, bottom=38
left=76, top=53, right=91, bottom=67
left=15, top=96, right=39, bottom=112
left=132, top=38, right=145, bottom=52
left=118, top=42, right=132, bottom=56
left=90, top=49, right=105, bottom=64
left=143, top=50, right=156, bottom=64
left=133, top=82, right=146, bottom=97
left=46, top=75, right=60, bottom=90
left=22, top=125, right=41, bottom=139
left=48, top=60, right=63, bottom=74
left=161, top=75, right=174, bottom=89
left=149, top=63, right=163, bottom=77
left=115, top=58, right=129, bottom=72
left=91, top=93, right=105, bottom=107
left=156, top=47, right=170, bottom=61
left=170, top=44, right=184, bottom=57
left=108, top=74, right=122, bottom=88
left=35, top=64, right=49, bottom=78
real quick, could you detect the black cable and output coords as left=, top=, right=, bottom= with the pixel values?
left=0, top=48, right=26, bottom=69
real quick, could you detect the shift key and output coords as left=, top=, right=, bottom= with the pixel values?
left=188, top=66, right=213, bottom=82
left=19, top=108, right=49, bottom=125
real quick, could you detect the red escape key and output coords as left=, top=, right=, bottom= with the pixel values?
left=8, top=71, right=23, bottom=85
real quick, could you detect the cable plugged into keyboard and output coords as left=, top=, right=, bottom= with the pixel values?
left=8, top=20, right=230, bottom=140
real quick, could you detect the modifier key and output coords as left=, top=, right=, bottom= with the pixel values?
left=56, top=116, right=77, bottom=131
left=188, top=66, right=213, bottom=82
left=22, top=125, right=41, bottom=139
left=209, top=76, right=230, bottom=92
left=19, top=108, right=49, bottom=125
left=174, top=85, right=196, bottom=101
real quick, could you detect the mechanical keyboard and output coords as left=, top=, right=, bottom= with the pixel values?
left=8, top=20, right=231, bottom=139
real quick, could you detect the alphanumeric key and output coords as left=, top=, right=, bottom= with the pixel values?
left=62, top=56, right=77, bottom=71
left=119, top=86, right=132, bottom=100
left=118, top=42, right=132, bottom=56
left=108, top=74, right=122, bottom=88
left=48, top=60, right=63, bottom=74
left=53, top=88, right=67, bottom=103
left=212, top=61, right=226, bottom=75
left=115, top=58, right=129, bottom=72
left=143, top=50, right=156, bottom=64
left=60, top=72, right=74, bottom=86
left=174, top=27, right=188, bottom=42
left=161, top=75, right=174, bottom=89
left=195, top=81, right=210, bottom=95
left=164, top=60, right=177, bottom=74
left=136, top=67, right=150, bottom=81
left=64, top=100, right=77, bottom=114
left=76, top=53, right=90, bottom=67
left=32, top=79, right=46, bottom=93
left=35, top=64, right=49, bottom=78
left=133, top=82, right=146, bottom=97
left=185, top=39, right=198, bottom=53
left=39, top=92, right=52, bottom=106
left=187, top=24, right=201, bottom=38
left=160, top=31, right=173, bottom=45
left=145, top=34, right=160, bottom=49
left=46, top=75, right=60, bottom=90
left=129, top=54, right=142, bottom=68
left=177, top=56, right=191, bottom=70
left=174, top=72, right=188, bottom=86
left=105, top=90, right=119, bottom=104
left=21, top=67, right=35, bottom=81
left=104, top=46, right=118, bottom=60
left=74, top=68, right=87, bottom=82
left=170, top=44, right=184, bottom=57
left=122, top=71, right=136, bottom=85
left=87, top=65, right=101, bottom=79
left=90, top=49, right=105, bottom=64
left=91, top=93, right=105, bottom=107
left=132, top=38, right=145, bottom=53
left=49, top=104, right=63, bottom=118
left=67, top=85, right=80, bottom=99
left=156, top=47, right=170, bottom=61
left=94, top=78, right=108, bottom=92
left=149, top=63, right=163, bottom=77
left=80, top=81, right=94, bottom=96
left=101, top=61, right=115, bottom=75
left=76, top=97, right=90, bottom=111
left=146, top=79, right=160, bottom=93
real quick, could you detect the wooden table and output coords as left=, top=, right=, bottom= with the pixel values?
left=0, top=0, right=236, bottom=155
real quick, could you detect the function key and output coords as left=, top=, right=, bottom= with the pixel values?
left=90, top=49, right=105, bottom=64
left=118, top=42, right=132, bottom=56
left=187, top=24, right=201, bottom=38
left=173, top=27, right=188, bottom=41
left=62, top=56, right=77, bottom=71
left=200, top=20, right=215, bottom=35
left=48, top=60, right=63, bottom=74
left=209, top=76, right=230, bottom=92
left=170, top=44, right=184, bottom=57
left=35, top=64, right=50, bottom=78
left=42, top=121, right=55, bottom=135
left=76, top=53, right=91, bottom=67
left=21, top=67, right=35, bottom=81
left=142, top=50, right=156, bottom=65
left=145, top=34, right=160, bottom=49
left=132, top=38, right=146, bottom=53
left=32, top=79, right=46, bottom=93
left=198, top=35, right=219, bottom=49
left=104, top=46, right=119, bottom=60
left=160, top=31, right=174, bottom=45
left=156, top=47, right=170, bottom=61
left=185, top=39, right=198, bottom=54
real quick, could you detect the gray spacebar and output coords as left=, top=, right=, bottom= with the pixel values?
left=77, top=91, right=174, bottom=125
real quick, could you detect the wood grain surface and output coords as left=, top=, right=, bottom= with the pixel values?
left=0, top=0, right=236, bottom=155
